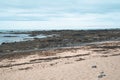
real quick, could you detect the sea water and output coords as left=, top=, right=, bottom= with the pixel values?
left=0, top=30, right=47, bottom=45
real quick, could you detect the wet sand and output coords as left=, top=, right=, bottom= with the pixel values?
left=0, top=41, right=120, bottom=80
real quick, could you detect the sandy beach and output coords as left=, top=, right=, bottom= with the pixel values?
left=0, top=41, right=120, bottom=80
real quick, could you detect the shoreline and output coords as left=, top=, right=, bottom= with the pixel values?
left=0, top=29, right=120, bottom=54
left=0, top=40, right=119, bottom=60
left=0, top=40, right=120, bottom=80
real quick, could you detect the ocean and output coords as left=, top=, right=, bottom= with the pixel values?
left=0, top=30, right=47, bottom=45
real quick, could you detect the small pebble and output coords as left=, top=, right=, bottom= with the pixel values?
left=92, top=65, right=97, bottom=68
left=98, top=71, right=106, bottom=78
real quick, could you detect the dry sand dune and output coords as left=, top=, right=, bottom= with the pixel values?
left=0, top=41, right=120, bottom=80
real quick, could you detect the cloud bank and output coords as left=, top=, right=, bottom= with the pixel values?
left=0, top=0, right=120, bottom=29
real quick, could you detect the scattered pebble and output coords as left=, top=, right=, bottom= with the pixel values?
left=98, top=71, right=106, bottom=78
left=92, top=65, right=97, bottom=68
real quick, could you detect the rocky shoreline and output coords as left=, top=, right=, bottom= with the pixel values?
left=0, top=41, right=120, bottom=80
left=0, top=29, right=120, bottom=54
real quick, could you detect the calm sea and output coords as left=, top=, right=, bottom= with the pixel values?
left=0, top=30, right=47, bottom=45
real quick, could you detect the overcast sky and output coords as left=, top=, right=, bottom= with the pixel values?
left=0, top=0, right=120, bottom=30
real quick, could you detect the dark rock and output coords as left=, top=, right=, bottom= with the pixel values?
left=98, top=72, right=106, bottom=78
left=92, top=65, right=97, bottom=68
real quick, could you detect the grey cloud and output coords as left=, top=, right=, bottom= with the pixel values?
left=0, top=0, right=120, bottom=21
